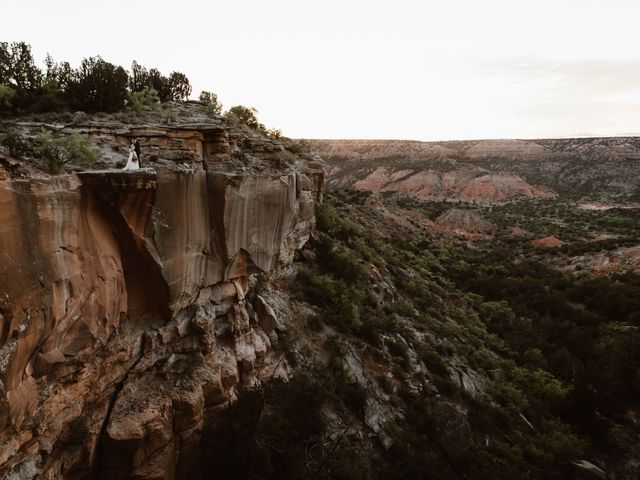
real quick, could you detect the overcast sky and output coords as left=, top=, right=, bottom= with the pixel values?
left=3, top=0, right=639, bottom=140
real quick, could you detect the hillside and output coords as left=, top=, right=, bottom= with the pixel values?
left=194, top=188, right=640, bottom=480
left=310, top=138, right=640, bottom=202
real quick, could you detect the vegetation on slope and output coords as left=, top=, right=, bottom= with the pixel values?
left=198, top=189, right=639, bottom=479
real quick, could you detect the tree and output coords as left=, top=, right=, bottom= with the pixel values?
left=7, top=42, right=42, bottom=92
left=129, top=63, right=192, bottom=101
left=167, top=72, right=191, bottom=101
left=199, top=90, right=223, bottom=116
left=0, top=42, right=43, bottom=111
left=129, top=61, right=150, bottom=92
left=66, top=57, right=129, bottom=112
left=225, top=105, right=260, bottom=129
left=31, top=54, right=72, bottom=112
left=0, top=42, right=10, bottom=85
left=146, top=68, right=169, bottom=99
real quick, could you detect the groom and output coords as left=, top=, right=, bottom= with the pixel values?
left=134, top=138, right=142, bottom=166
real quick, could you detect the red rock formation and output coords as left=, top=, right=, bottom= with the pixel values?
left=352, top=166, right=555, bottom=203
left=0, top=122, right=324, bottom=478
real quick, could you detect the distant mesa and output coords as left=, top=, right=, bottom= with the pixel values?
left=463, top=139, right=551, bottom=160
left=310, top=137, right=640, bottom=202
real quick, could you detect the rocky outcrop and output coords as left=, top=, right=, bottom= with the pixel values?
left=559, top=244, right=640, bottom=277
left=0, top=118, right=324, bottom=478
left=352, top=166, right=555, bottom=203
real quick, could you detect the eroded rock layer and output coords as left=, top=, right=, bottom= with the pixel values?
left=310, top=137, right=640, bottom=202
left=0, top=136, right=323, bottom=478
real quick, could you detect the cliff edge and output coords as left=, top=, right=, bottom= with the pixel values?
left=0, top=106, right=324, bottom=478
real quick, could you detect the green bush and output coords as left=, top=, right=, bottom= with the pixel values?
left=199, top=90, right=223, bottom=116
left=225, top=105, right=261, bottom=129
left=1, top=133, right=31, bottom=157
left=160, top=105, right=177, bottom=124
left=274, top=149, right=295, bottom=166
left=265, top=127, right=282, bottom=139
left=418, top=344, right=450, bottom=376
left=34, top=130, right=99, bottom=173
left=0, top=84, right=15, bottom=112
left=127, top=86, right=160, bottom=115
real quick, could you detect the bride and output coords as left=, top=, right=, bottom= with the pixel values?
left=121, top=141, right=140, bottom=171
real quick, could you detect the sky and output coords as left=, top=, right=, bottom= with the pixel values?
left=2, top=0, right=640, bottom=140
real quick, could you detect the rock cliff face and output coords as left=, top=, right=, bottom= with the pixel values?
left=0, top=115, right=323, bottom=478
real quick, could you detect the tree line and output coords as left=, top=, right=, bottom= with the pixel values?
left=0, top=41, right=192, bottom=114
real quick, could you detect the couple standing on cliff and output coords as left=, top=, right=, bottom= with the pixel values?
left=122, top=138, right=142, bottom=171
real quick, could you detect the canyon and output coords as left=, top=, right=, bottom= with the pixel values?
left=1, top=113, right=639, bottom=479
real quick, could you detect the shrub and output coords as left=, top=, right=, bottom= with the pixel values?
left=225, top=105, right=261, bottom=129
left=127, top=87, right=160, bottom=115
left=265, top=128, right=282, bottom=139
left=1, top=133, right=31, bottom=157
left=299, top=270, right=364, bottom=332
left=0, top=84, right=16, bottom=112
left=274, top=149, right=295, bottom=166
left=199, top=90, right=223, bottom=116
left=418, top=344, right=450, bottom=376
left=161, top=105, right=177, bottom=124
left=31, top=79, right=66, bottom=112
left=34, top=130, right=99, bottom=173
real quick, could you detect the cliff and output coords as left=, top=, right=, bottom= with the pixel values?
left=0, top=109, right=324, bottom=478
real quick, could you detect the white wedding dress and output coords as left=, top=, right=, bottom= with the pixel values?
left=122, top=147, right=140, bottom=171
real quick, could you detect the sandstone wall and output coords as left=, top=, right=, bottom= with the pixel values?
left=0, top=163, right=322, bottom=478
